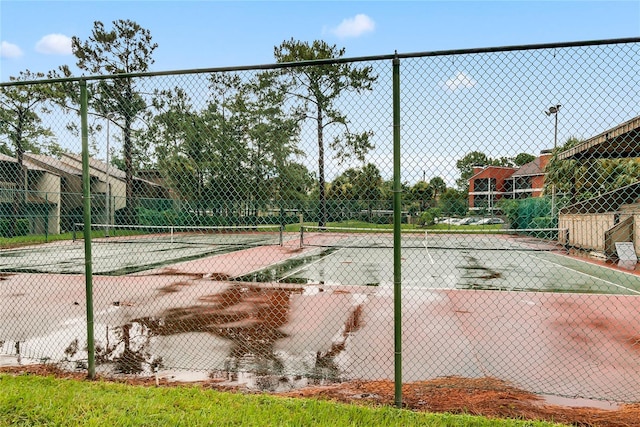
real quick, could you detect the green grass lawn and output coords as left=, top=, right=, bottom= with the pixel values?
left=0, top=229, right=145, bottom=249
left=0, top=230, right=92, bottom=249
left=0, top=374, right=565, bottom=427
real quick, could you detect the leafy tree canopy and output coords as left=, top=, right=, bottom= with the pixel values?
left=272, top=38, right=377, bottom=227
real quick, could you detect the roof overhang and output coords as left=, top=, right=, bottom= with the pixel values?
left=558, top=115, right=640, bottom=160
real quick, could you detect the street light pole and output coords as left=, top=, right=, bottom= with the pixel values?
left=545, top=104, right=561, bottom=219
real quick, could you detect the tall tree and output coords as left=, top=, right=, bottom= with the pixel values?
left=409, top=180, right=433, bottom=212
left=146, top=72, right=306, bottom=222
left=206, top=72, right=303, bottom=218
left=328, top=168, right=359, bottom=201
left=328, top=164, right=383, bottom=221
left=69, top=19, right=158, bottom=222
left=514, top=152, right=536, bottom=166
left=244, top=72, right=303, bottom=218
left=429, top=176, right=447, bottom=204
left=273, top=39, right=377, bottom=228
left=0, top=70, right=57, bottom=235
left=438, top=188, right=468, bottom=217
left=144, top=87, right=208, bottom=213
left=455, top=151, right=491, bottom=191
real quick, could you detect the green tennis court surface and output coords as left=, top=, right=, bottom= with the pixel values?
left=269, top=245, right=640, bottom=295
left=267, top=228, right=640, bottom=296
left=1, top=228, right=638, bottom=295
left=0, top=226, right=284, bottom=275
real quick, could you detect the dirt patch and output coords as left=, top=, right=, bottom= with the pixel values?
left=204, top=273, right=233, bottom=280
left=157, top=281, right=193, bottom=294
left=1, top=366, right=638, bottom=426
left=151, top=285, right=297, bottom=332
left=624, top=335, right=640, bottom=353
left=459, top=255, right=503, bottom=283
left=148, top=268, right=232, bottom=281
left=280, top=377, right=640, bottom=427
left=284, top=247, right=304, bottom=254
left=137, top=285, right=300, bottom=362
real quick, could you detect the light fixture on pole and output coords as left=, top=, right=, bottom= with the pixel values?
left=545, top=105, right=561, bottom=149
left=544, top=104, right=561, bottom=218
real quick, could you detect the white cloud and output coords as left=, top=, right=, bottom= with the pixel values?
left=35, top=34, right=72, bottom=55
left=445, top=72, right=477, bottom=91
left=0, top=41, right=23, bottom=58
left=330, top=14, right=375, bottom=38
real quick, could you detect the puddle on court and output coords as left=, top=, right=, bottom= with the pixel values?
left=457, top=253, right=587, bottom=293
left=233, top=249, right=381, bottom=287
left=4, top=282, right=366, bottom=390
left=458, top=255, right=505, bottom=291
left=233, top=249, right=338, bottom=284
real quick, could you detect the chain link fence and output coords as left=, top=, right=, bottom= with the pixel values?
left=1, top=38, right=639, bottom=403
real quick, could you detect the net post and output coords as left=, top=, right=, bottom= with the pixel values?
left=171, top=226, right=174, bottom=244
left=300, top=225, right=304, bottom=249
left=279, top=224, right=284, bottom=246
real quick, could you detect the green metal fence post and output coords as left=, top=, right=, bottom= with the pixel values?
left=80, top=79, right=96, bottom=379
left=392, top=52, right=402, bottom=409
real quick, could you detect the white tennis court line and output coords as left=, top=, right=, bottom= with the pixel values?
left=524, top=250, right=640, bottom=295
left=276, top=234, right=372, bottom=283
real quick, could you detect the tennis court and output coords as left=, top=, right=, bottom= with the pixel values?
left=262, top=227, right=640, bottom=296
left=1, top=225, right=637, bottom=295
left=0, top=224, right=285, bottom=275
left=1, top=226, right=639, bottom=402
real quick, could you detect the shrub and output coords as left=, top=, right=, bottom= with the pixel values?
left=0, top=219, right=12, bottom=237
left=418, top=208, right=441, bottom=226
left=15, top=219, right=30, bottom=236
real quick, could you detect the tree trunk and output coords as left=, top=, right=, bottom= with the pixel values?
left=12, top=113, right=26, bottom=237
left=317, top=106, right=326, bottom=229
left=124, top=84, right=135, bottom=225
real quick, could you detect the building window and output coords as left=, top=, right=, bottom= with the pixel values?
left=514, top=177, right=531, bottom=190
left=474, top=178, right=496, bottom=192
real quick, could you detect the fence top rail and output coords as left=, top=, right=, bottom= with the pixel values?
left=2, top=36, right=638, bottom=87
left=74, top=223, right=282, bottom=231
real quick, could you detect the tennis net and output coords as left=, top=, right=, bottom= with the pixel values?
left=73, top=223, right=284, bottom=247
left=300, top=225, right=568, bottom=252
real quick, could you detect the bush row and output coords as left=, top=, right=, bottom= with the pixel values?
left=0, top=218, right=30, bottom=238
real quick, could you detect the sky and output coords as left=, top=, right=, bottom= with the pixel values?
left=0, top=1, right=639, bottom=186
left=1, top=0, right=639, bottom=81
